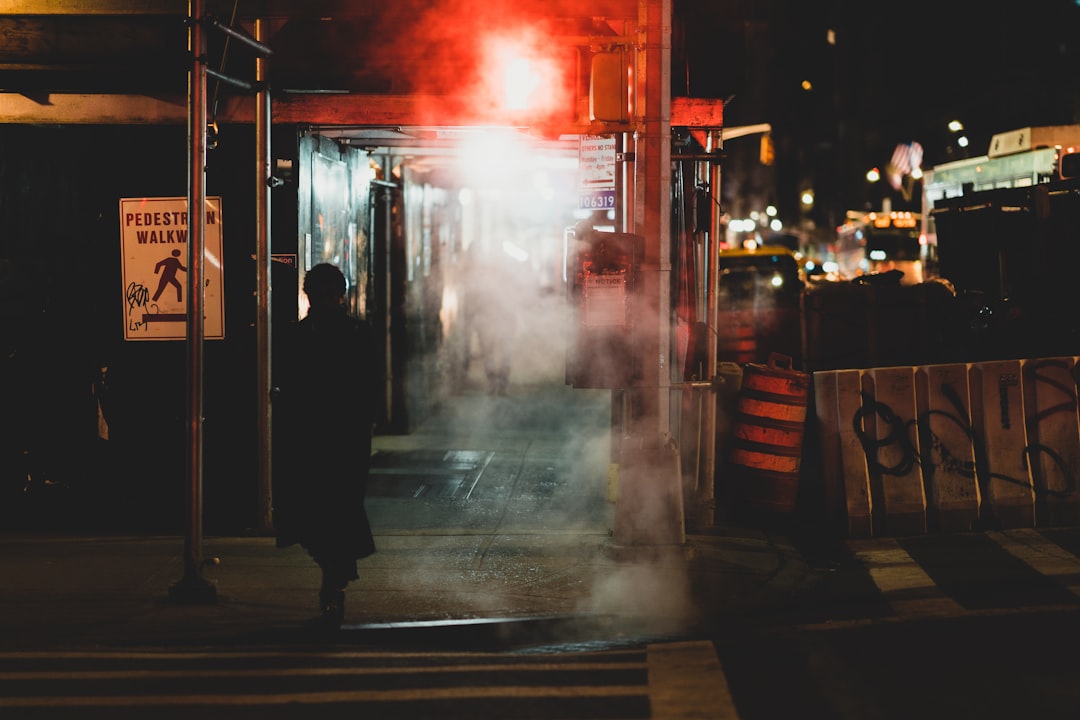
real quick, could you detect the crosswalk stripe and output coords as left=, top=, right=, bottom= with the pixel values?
left=0, top=685, right=648, bottom=708
left=648, top=640, right=739, bottom=720
left=0, top=660, right=645, bottom=681
left=0, top=649, right=637, bottom=660
left=0, top=643, right=728, bottom=715
left=847, top=538, right=965, bottom=618
left=987, top=529, right=1080, bottom=598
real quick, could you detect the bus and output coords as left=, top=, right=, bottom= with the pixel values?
left=832, top=207, right=924, bottom=284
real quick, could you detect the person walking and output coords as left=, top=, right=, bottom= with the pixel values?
left=273, top=263, right=377, bottom=629
left=463, top=244, right=518, bottom=395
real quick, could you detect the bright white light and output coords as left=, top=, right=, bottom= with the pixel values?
left=869, top=249, right=887, bottom=261
left=800, top=191, right=814, bottom=206
left=457, top=131, right=524, bottom=187
left=823, top=261, right=839, bottom=274
left=948, top=120, right=964, bottom=132
left=766, top=205, right=777, bottom=217
left=866, top=168, right=881, bottom=182
left=504, top=57, right=538, bottom=110
left=958, top=136, right=970, bottom=148
left=770, top=274, right=784, bottom=288
left=501, top=240, right=529, bottom=262
left=770, top=219, right=783, bottom=231
left=911, top=167, right=923, bottom=179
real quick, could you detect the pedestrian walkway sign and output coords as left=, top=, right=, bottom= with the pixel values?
left=119, top=196, right=225, bottom=341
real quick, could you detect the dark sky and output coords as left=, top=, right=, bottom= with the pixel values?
left=676, top=0, right=1080, bottom=219
left=831, top=0, right=1080, bottom=158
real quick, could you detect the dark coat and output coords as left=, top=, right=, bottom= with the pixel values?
left=273, top=306, right=377, bottom=570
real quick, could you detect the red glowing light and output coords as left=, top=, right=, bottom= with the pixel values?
left=484, top=34, right=570, bottom=118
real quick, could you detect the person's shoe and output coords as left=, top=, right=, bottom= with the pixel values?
left=311, top=590, right=345, bottom=630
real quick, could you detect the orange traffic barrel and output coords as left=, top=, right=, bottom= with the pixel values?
left=728, top=352, right=810, bottom=514
left=717, top=320, right=757, bottom=366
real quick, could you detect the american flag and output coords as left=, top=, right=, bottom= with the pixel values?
left=887, top=142, right=923, bottom=190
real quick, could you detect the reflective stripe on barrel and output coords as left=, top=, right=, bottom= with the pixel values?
left=730, top=354, right=810, bottom=513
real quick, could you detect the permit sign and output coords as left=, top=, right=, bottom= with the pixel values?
left=578, top=134, right=616, bottom=210
left=583, top=273, right=627, bottom=327
left=119, top=196, right=225, bottom=341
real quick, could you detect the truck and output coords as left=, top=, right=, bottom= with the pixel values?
left=925, top=125, right=1080, bottom=360
left=921, top=124, right=1080, bottom=248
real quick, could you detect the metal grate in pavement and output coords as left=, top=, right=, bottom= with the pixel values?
left=367, top=450, right=494, bottom=499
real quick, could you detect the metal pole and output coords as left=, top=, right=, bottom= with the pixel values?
left=255, top=17, right=273, bottom=533
left=700, top=129, right=723, bottom=527
left=612, top=0, right=683, bottom=549
left=611, top=132, right=628, bottom=469
left=170, top=0, right=215, bottom=603
left=630, top=0, right=672, bottom=435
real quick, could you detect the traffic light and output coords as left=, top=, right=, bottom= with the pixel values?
left=760, top=133, right=775, bottom=166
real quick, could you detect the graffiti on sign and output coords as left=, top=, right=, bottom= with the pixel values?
left=119, top=197, right=225, bottom=341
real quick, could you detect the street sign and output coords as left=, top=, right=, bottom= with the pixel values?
left=579, top=134, right=616, bottom=210
left=119, top=196, right=225, bottom=341
left=579, top=189, right=616, bottom=210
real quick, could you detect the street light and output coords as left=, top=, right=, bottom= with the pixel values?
left=948, top=120, right=969, bottom=156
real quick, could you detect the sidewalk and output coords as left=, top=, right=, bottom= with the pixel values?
left=0, top=527, right=816, bottom=651
left=0, top=384, right=824, bottom=651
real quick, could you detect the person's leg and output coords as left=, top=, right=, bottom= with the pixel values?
left=493, top=335, right=511, bottom=395
left=476, top=325, right=498, bottom=394
left=317, top=556, right=356, bottom=626
left=318, top=574, right=345, bottom=624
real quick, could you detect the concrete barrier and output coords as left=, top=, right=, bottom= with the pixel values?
left=1022, top=357, right=1080, bottom=526
left=812, top=369, right=872, bottom=537
left=971, top=360, right=1035, bottom=529
left=919, top=363, right=980, bottom=532
left=812, top=357, right=1080, bottom=536
left=868, top=366, right=927, bottom=536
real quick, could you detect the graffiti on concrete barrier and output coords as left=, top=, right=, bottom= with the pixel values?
left=1022, top=358, right=1078, bottom=497
left=849, top=372, right=1074, bottom=501
left=920, top=383, right=978, bottom=485
left=998, top=372, right=1019, bottom=430
left=852, top=391, right=920, bottom=478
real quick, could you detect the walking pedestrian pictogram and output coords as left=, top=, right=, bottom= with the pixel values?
left=152, top=249, right=186, bottom=302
